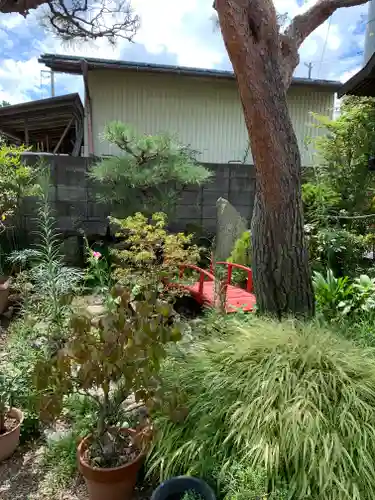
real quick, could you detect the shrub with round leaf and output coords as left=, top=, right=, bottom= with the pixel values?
left=34, top=284, right=183, bottom=467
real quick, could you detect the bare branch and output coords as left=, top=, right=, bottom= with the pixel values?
left=43, top=0, right=139, bottom=43
left=285, top=0, right=370, bottom=49
left=1, top=0, right=139, bottom=44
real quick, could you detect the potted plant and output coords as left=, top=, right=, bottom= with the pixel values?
left=0, top=372, right=24, bottom=462
left=35, top=284, right=183, bottom=500
left=151, top=477, right=216, bottom=500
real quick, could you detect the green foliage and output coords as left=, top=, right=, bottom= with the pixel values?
left=111, top=212, right=201, bottom=300
left=149, top=319, right=375, bottom=499
left=0, top=142, right=40, bottom=229
left=302, top=182, right=339, bottom=224
left=42, top=432, right=79, bottom=490
left=313, top=269, right=353, bottom=321
left=227, top=231, right=252, bottom=286
left=314, top=270, right=375, bottom=323
left=181, top=491, right=204, bottom=500
left=0, top=371, right=14, bottom=433
left=311, top=98, right=375, bottom=215
left=307, top=227, right=368, bottom=276
left=90, top=122, right=212, bottom=217
left=2, top=318, right=48, bottom=442
left=38, top=394, right=99, bottom=494
left=9, top=172, right=83, bottom=330
left=219, top=462, right=287, bottom=500
left=34, top=284, right=182, bottom=467
left=84, top=244, right=113, bottom=296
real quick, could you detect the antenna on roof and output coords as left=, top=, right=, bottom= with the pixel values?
left=304, top=62, right=313, bottom=79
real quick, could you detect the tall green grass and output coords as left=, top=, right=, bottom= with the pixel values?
left=149, top=318, right=375, bottom=499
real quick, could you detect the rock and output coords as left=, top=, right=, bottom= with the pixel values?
left=86, top=304, right=106, bottom=317
left=215, top=197, right=247, bottom=261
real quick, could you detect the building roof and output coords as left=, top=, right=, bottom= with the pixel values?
left=338, top=53, right=375, bottom=98
left=39, top=53, right=341, bottom=92
left=0, top=93, right=84, bottom=154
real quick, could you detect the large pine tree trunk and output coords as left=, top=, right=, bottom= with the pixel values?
left=216, top=0, right=314, bottom=317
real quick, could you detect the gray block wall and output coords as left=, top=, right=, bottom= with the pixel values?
left=21, top=154, right=256, bottom=236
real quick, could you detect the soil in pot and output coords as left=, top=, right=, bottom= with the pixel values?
left=78, top=428, right=146, bottom=500
left=0, top=408, right=23, bottom=462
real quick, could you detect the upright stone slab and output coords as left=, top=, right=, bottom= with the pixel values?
left=215, top=197, right=247, bottom=261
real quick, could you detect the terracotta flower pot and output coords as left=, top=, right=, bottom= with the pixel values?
left=0, top=407, right=24, bottom=462
left=77, top=428, right=146, bottom=500
left=0, top=276, right=10, bottom=315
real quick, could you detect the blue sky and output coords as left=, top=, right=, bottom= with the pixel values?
left=0, top=0, right=370, bottom=104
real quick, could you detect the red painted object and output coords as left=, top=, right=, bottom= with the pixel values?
left=176, top=262, right=256, bottom=313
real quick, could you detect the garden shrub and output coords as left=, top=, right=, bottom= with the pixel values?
left=218, top=462, right=287, bottom=500
left=313, top=269, right=353, bottom=321
left=110, top=211, right=201, bottom=300
left=2, top=317, right=45, bottom=443
left=313, top=270, right=375, bottom=323
left=226, top=231, right=252, bottom=286
left=307, top=227, right=368, bottom=277
left=311, top=97, right=375, bottom=217
left=90, top=121, right=211, bottom=218
left=9, top=171, right=83, bottom=334
left=149, top=318, right=375, bottom=499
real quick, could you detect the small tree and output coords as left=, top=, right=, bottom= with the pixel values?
left=311, top=97, right=375, bottom=217
left=111, top=212, right=201, bottom=299
left=90, top=122, right=212, bottom=218
left=34, top=284, right=182, bottom=467
left=0, top=142, right=40, bottom=233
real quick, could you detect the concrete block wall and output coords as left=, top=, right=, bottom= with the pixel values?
left=21, top=154, right=256, bottom=236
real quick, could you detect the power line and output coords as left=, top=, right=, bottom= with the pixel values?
left=317, top=15, right=333, bottom=78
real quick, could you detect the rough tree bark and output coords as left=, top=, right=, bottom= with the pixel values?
left=215, top=0, right=369, bottom=317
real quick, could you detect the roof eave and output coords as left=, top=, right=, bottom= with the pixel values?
left=338, top=53, right=375, bottom=98
left=39, top=53, right=341, bottom=92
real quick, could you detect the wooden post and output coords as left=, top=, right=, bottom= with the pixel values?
left=24, top=119, right=29, bottom=145
left=53, top=116, right=74, bottom=154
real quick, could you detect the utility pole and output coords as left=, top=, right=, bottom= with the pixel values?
left=51, top=71, right=55, bottom=97
left=40, top=70, right=55, bottom=97
left=304, top=62, right=313, bottom=79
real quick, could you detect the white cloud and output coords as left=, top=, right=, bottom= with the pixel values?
left=0, top=0, right=371, bottom=102
left=0, top=57, right=41, bottom=103
left=129, top=0, right=224, bottom=67
left=339, top=66, right=361, bottom=83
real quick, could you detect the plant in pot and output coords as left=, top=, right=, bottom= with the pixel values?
left=34, top=284, right=183, bottom=500
left=0, top=371, right=24, bottom=462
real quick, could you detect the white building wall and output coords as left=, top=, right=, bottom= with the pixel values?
left=88, top=70, right=335, bottom=165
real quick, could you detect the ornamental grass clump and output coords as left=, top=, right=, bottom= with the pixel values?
left=149, top=318, right=375, bottom=499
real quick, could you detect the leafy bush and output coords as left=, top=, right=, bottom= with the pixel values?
left=0, top=142, right=40, bottom=230
left=149, top=319, right=375, bottom=499
left=313, top=270, right=375, bottom=322
left=311, top=97, right=375, bottom=217
left=313, top=269, right=353, bottom=321
left=90, top=122, right=211, bottom=217
left=302, top=182, right=340, bottom=224
left=9, top=172, right=83, bottom=331
left=226, top=231, right=252, bottom=286
left=307, top=227, right=368, bottom=276
left=111, top=212, right=201, bottom=300
left=34, top=284, right=182, bottom=468
left=1, top=318, right=44, bottom=442
left=219, top=462, right=287, bottom=500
